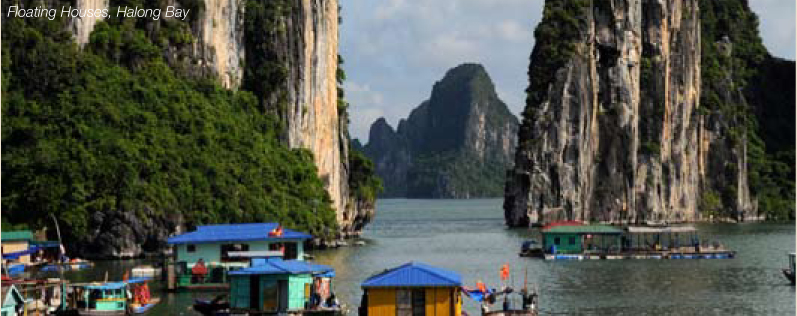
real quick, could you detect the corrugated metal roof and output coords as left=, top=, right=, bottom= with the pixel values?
left=627, top=225, right=697, bottom=233
left=1, top=231, right=33, bottom=241
left=542, top=225, right=624, bottom=235
left=361, top=262, right=462, bottom=288
left=167, top=223, right=312, bottom=244
left=228, top=258, right=334, bottom=276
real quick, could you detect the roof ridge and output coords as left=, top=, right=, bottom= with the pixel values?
left=411, top=262, right=459, bottom=283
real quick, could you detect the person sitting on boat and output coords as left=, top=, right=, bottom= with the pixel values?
left=192, top=258, right=208, bottom=284
left=325, top=293, right=339, bottom=308
left=521, top=288, right=537, bottom=311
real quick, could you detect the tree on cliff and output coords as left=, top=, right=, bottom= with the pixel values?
left=1, top=1, right=343, bottom=255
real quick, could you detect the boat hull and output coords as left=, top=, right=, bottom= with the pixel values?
left=76, top=311, right=126, bottom=316
left=542, top=251, right=736, bottom=260
left=783, top=269, right=795, bottom=285
left=484, top=310, right=537, bottom=316
left=130, top=298, right=160, bottom=314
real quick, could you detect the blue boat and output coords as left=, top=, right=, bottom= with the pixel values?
left=41, top=261, right=92, bottom=272
left=7, top=264, right=25, bottom=275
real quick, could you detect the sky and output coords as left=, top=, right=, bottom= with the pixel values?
left=340, top=0, right=796, bottom=142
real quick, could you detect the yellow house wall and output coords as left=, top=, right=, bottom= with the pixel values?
left=366, top=288, right=396, bottom=316
left=367, top=287, right=461, bottom=316
left=1, top=241, right=30, bottom=263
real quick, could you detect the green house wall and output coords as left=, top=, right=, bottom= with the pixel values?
left=543, top=233, right=582, bottom=254
left=230, top=274, right=313, bottom=312
left=175, top=240, right=305, bottom=267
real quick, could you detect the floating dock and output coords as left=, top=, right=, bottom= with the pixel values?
left=544, top=251, right=735, bottom=260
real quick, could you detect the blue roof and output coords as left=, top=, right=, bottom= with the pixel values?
left=167, top=223, right=313, bottom=245
left=126, top=277, right=152, bottom=284
left=361, top=262, right=462, bottom=288
left=229, top=258, right=334, bottom=276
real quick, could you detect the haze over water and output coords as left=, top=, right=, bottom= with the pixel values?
left=58, top=199, right=794, bottom=315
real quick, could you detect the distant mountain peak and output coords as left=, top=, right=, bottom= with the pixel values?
left=363, top=64, right=518, bottom=198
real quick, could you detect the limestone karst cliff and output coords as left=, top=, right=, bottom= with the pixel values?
left=505, top=0, right=794, bottom=226
left=1, top=0, right=375, bottom=257
left=364, top=63, right=519, bottom=198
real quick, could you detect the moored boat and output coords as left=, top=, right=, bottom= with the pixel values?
left=783, top=253, right=795, bottom=285
left=63, top=277, right=159, bottom=316
left=127, top=278, right=159, bottom=314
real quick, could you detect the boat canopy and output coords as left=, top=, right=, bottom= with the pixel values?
left=126, top=277, right=152, bottom=284
left=626, top=225, right=696, bottom=234
left=72, top=282, right=127, bottom=290
left=2, top=245, right=43, bottom=259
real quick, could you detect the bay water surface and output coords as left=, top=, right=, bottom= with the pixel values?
left=54, top=199, right=795, bottom=315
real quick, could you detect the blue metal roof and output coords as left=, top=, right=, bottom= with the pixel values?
left=361, top=262, right=462, bottom=288
left=126, top=277, right=152, bottom=284
left=228, top=258, right=334, bottom=276
left=167, top=223, right=313, bottom=245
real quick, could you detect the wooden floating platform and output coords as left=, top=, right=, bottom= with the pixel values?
left=543, top=251, right=735, bottom=260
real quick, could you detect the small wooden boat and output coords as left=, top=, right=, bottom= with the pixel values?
left=129, top=297, right=160, bottom=314
left=65, top=278, right=159, bottom=315
left=127, top=277, right=159, bottom=314
left=484, top=310, right=537, bottom=316
left=193, top=294, right=230, bottom=316
left=7, top=264, right=26, bottom=275
left=518, top=240, right=544, bottom=258
left=41, top=261, right=92, bottom=272
left=783, top=253, right=795, bottom=285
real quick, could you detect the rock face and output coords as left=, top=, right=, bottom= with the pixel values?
left=272, top=0, right=349, bottom=231
left=51, top=0, right=370, bottom=255
left=505, top=0, right=757, bottom=226
left=364, top=63, right=519, bottom=198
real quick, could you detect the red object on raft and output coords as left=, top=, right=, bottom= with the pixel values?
left=192, top=261, right=208, bottom=275
left=268, top=226, right=284, bottom=237
left=542, top=221, right=584, bottom=231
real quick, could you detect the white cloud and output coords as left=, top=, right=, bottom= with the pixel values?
left=496, top=20, right=528, bottom=43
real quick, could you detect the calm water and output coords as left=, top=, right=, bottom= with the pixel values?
left=49, top=199, right=795, bottom=315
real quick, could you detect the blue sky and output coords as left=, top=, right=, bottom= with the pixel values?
left=340, top=0, right=796, bottom=142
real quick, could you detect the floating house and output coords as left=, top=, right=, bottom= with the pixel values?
left=1, top=285, right=27, bottom=316
left=538, top=223, right=735, bottom=260
left=1, top=231, right=34, bottom=264
left=542, top=225, right=623, bottom=255
left=227, top=258, right=336, bottom=314
left=360, top=262, right=462, bottom=316
left=165, top=223, right=313, bottom=290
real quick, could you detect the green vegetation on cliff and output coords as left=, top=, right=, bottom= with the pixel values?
left=699, top=0, right=795, bottom=220
left=1, top=1, right=339, bottom=242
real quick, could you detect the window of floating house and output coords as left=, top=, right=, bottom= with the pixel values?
left=187, top=244, right=196, bottom=253
left=569, top=237, right=576, bottom=245
left=284, top=242, right=298, bottom=260
left=396, top=289, right=426, bottom=316
left=269, top=242, right=282, bottom=251
left=554, top=237, right=561, bottom=245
